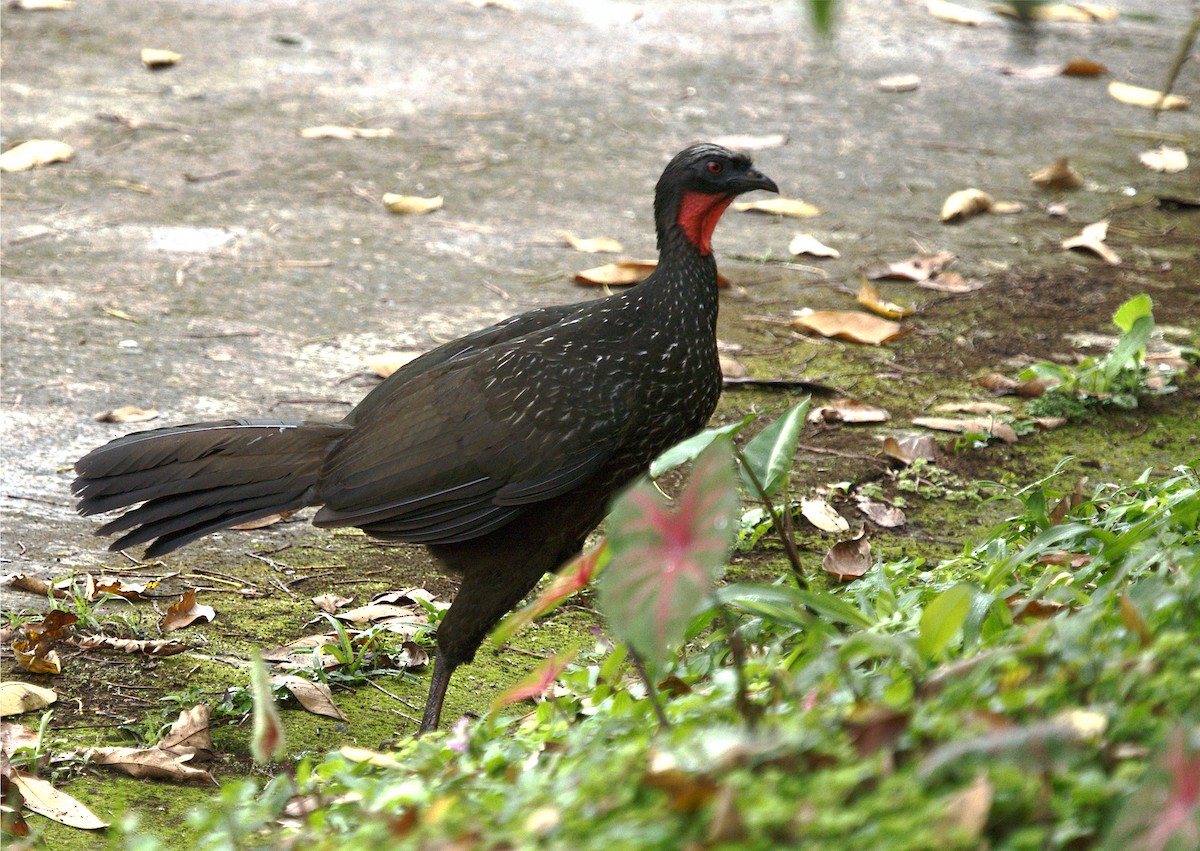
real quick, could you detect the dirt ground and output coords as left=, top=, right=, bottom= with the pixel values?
left=1, top=0, right=1198, bottom=841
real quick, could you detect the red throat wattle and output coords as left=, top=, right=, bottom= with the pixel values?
left=677, top=191, right=735, bottom=256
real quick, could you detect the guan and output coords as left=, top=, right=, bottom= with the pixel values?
left=73, top=143, right=779, bottom=733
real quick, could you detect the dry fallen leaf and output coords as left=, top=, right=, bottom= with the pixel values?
left=940, top=188, right=994, bottom=223
left=792, top=310, right=910, bottom=345
left=912, top=416, right=1018, bottom=444
left=312, top=593, right=354, bottom=614
left=867, top=251, right=956, bottom=282
left=1031, top=157, right=1083, bottom=190
left=976, top=373, right=1053, bottom=397
left=0, top=682, right=57, bottom=718
left=800, top=498, right=850, bottom=534
left=94, top=405, right=159, bottom=424
left=991, top=3, right=1117, bottom=22
left=11, top=0, right=76, bottom=8
left=0, top=139, right=73, bottom=172
left=988, top=200, right=1024, bottom=215
left=999, top=64, right=1064, bottom=80
left=856, top=280, right=913, bottom=320
left=876, top=74, right=921, bottom=92
left=881, top=434, right=941, bottom=465
left=1108, top=80, right=1189, bottom=111
left=86, top=745, right=214, bottom=783
left=809, top=398, right=891, bottom=425
left=558, top=231, right=624, bottom=253
left=1138, top=146, right=1188, bottom=174
left=365, top=350, right=422, bottom=379
left=161, top=588, right=216, bottom=632
left=934, top=401, right=1011, bottom=415
left=383, top=194, right=443, bottom=215
left=719, top=354, right=747, bottom=379
left=1033, top=416, right=1068, bottom=430
left=644, top=752, right=720, bottom=814
left=822, top=535, right=871, bottom=581
left=140, top=48, right=182, bottom=69
left=709, top=133, right=788, bottom=151
left=941, top=773, right=994, bottom=839
left=160, top=705, right=214, bottom=755
left=11, top=770, right=109, bottom=829
left=299, top=125, right=395, bottom=140
left=855, top=496, right=906, bottom=528
left=733, top=198, right=821, bottom=218
left=6, top=573, right=69, bottom=599
left=788, top=232, right=839, bottom=258
left=1062, top=219, right=1120, bottom=265
left=74, top=635, right=189, bottom=657
left=273, top=674, right=349, bottom=720
left=228, top=511, right=293, bottom=531
left=1061, top=57, right=1107, bottom=76
left=927, top=0, right=990, bottom=25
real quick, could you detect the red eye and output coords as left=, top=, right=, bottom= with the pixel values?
left=706, top=160, right=723, bottom=175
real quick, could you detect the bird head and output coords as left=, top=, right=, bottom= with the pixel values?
left=655, top=143, right=779, bottom=256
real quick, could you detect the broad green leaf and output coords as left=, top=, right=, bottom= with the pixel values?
left=650, top=415, right=755, bottom=478
left=739, top=398, right=811, bottom=497
left=918, top=584, right=974, bottom=660
left=1112, top=293, right=1153, bottom=333
left=717, top=582, right=874, bottom=629
left=598, top=439, right=739, bottom=671
left=839, top=632, right=923, bottom=671
left=1102, top=314, right=1154, bottom=383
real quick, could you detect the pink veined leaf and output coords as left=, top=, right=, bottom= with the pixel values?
left=490, top=649, right=578, bottom=712
left=597, top=439, right=739, bottom=671
left=491, top=543, right=609, bottom=646
left=1104, top=725, right=1200, bottom=851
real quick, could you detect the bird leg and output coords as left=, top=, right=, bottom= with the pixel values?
left=418, top=652, right=457, bottom=734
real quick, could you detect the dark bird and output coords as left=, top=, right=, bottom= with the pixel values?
left=72, top=144, right=778, bottom=732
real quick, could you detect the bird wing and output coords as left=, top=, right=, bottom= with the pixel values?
left=312, top=333, right=632, bottom=544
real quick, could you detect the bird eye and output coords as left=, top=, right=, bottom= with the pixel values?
left=706, top=160, right=724, bottom=175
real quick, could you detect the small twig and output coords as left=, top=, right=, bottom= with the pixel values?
left=628, top=649, right=669, bottom=730
left=238, top=259, right=332, bottom=269
left=366, top=678, right=424, bottom=716
left=3, top=493, right=71, bottom=507
left=269, top=577, right=297, bottom=599
left=183, top=169, right=241, bottom=184
left=188, top=567, right=260, bottom=591
left=327, top=569, right=390, bottom=586
left=1154, top=11, right=1199, bottom=120
left=245, top=551, right=290, bottom=571
left=282, top=570, right=340, bottom=592
left=712, top=599, right=756, bottom=730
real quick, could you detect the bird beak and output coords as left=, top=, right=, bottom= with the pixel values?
left=734, top=167, right=779, bottom=195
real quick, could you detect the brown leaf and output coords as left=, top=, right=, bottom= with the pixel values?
left=299, top=125, right=395, bottom=140
left=867, top=251, right=955, bottom=282
left=94, top=405, right=159, bottom=423
left=0, top=683, right=57, bottom=718
left=846, top=705, right=908, bottom=755
left=706, top=785, right=747, bottom=843
left=365, top=350, right=422, bottom=379
left=1108, top=80, right=1189, bottom=111
left=334, top=603, right=417, bottom=625
left=1031, top=157, right=1083, bottom=190
left=644, top=752, right=719, bottom=814
left=5, top=574, right=68, bottom=599
left=11, top=769, right=108, bottom=828
left=141, top=48, right=182, bottom=68
left=933, top=401, right=1011, bottom=415
left=809, top=398, right=891, bottom=425
left=273, top=674, right=349, bottom=720
left=856, top=280, right=913, bottom=319
left=801, top=498, right=850, bottom=533
left=917, top=271, right=985, bottom=293
left=1061, top=57, right=1107, bottom=76
left=855, top=496, right=906, bottom=528
left=941, top=773, right=993, bottom=838
left=709, top=133, right=788, bottom=151
left=1033, top=416, right=1068, bottom=430
left=558, top=231, right=624, bottom=254
left=880, top=435, right=941, bottom=465
left=160, top=588, right=215, bottom=632
left=312, top=593, right=354, bottom=614
left=73, top=635, right=189, bottom=657
left=0, top=139, right=73, bottom=172
left=927, top=0, right=990, bottom=25
left=228, top=511, right=293, bottom=531
left=822, top=535, right=871, bottom=581
left=160, top=705, right=214, bottom=754
left=988, top=200, right=1024, bottom=215
left=940, top=188, right=994, bottom=223
left=90, top=575, right=153, bottom=601
left=1007, top=595, right=1070, bottom=620
left=976, top=373, right=1052, bottom=397
left=991, top=3, right=1118, bottom=22
left=86, top=745, right=214, bottom=783
left=382, top=194, right=443, bottom=215
left=1119, top=591, right=1151, bottom=647
left=1037, top=551, right=1093, bottom=569
left=912, top=416, right=1018, bottom=444
left=718, top=355, right=746, bottom=379
left=732, top=198, right=821, bottom=218
left=876, top=73, right=921, bottom=92
left=1062, top=219, right=1120, bottom=265
left=792, top=310, right=909, bottom=345
left=0, top=722, right=40, bottom=755
left=11, top=644, right=61, bottom=674
left=788, top=232, right=839, bottom=258
left=1139, top=146, right=1188, bottom=174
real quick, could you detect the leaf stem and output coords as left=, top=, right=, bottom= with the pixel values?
left=628, top=649, right=670, bottom=731
left=735, top=447, right=807, bottom=588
